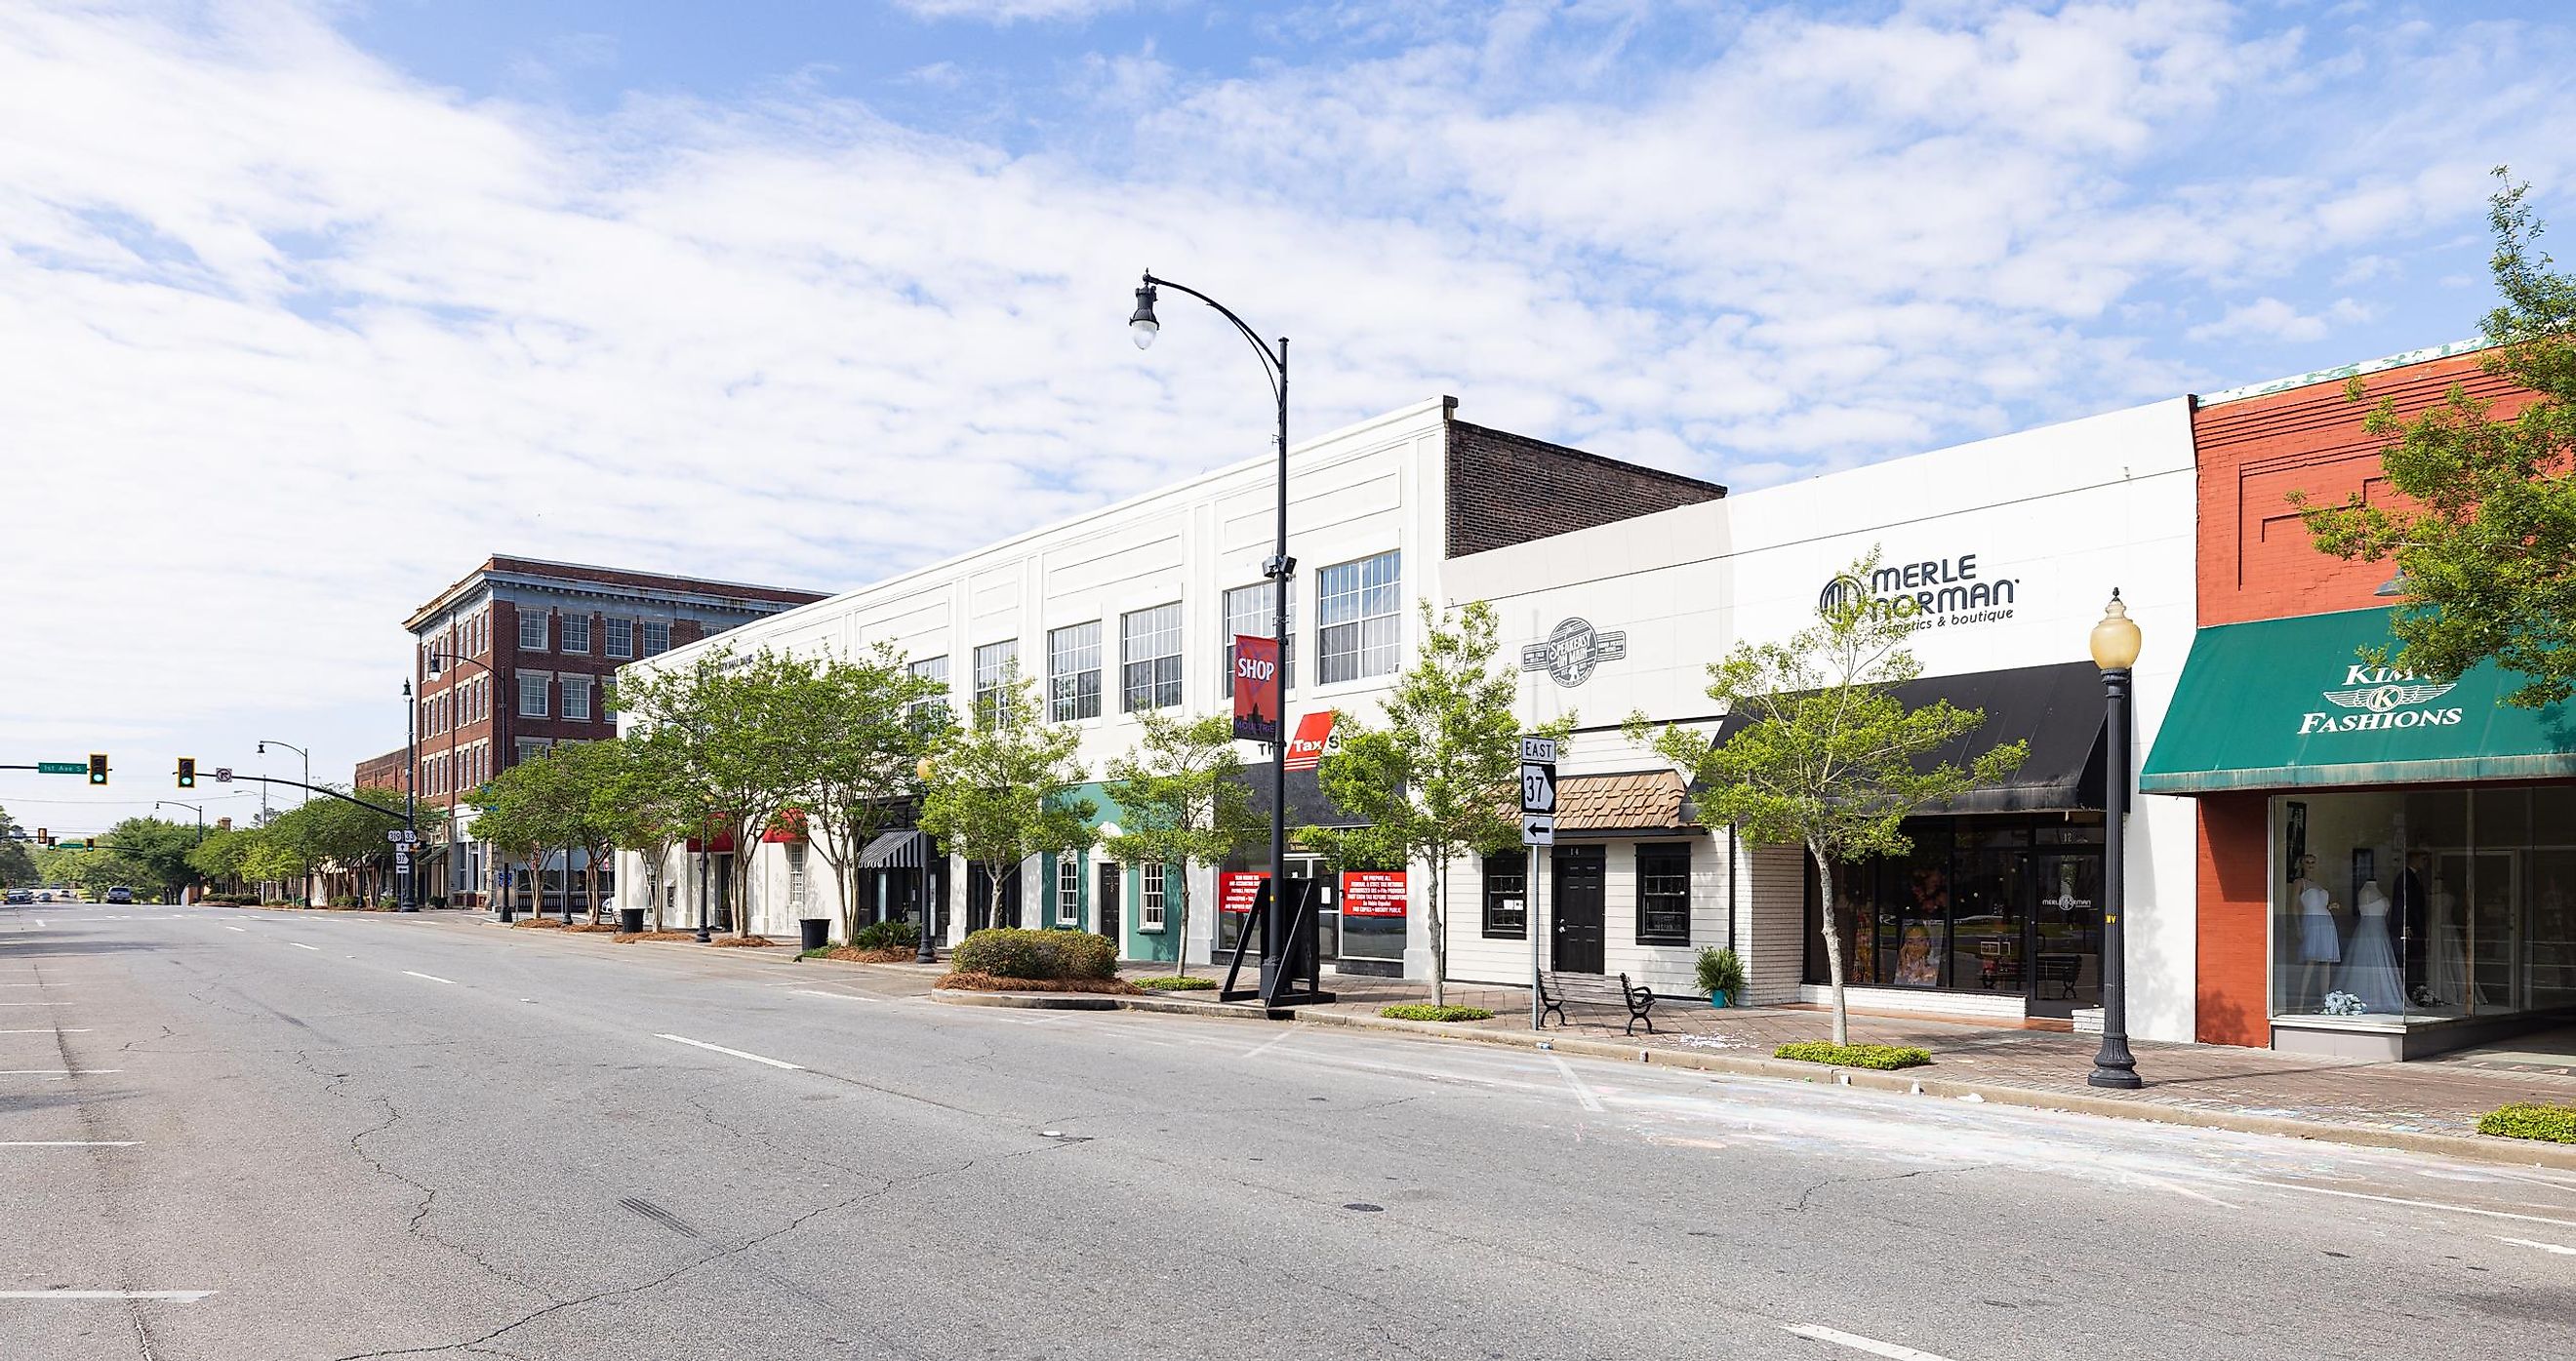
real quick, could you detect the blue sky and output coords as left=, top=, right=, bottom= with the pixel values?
left=2, top=0, right=2571, bottom=826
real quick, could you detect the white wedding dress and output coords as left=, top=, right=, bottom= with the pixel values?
left=2336, top=883, right=2406, bottom=1014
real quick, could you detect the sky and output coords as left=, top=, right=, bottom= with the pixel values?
left=3, top=0, right=2571, bottom=835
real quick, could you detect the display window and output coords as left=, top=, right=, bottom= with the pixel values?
left=2268, top=785, right=2576, bottom=1025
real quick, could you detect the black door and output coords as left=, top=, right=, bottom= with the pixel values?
left=2025, top=852, right=2103, bottom=1019
left=1551, top=846, right=1606, bottom=974
left=1097, top=862, right=1122, bottom=954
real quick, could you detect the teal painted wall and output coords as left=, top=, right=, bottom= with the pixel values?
left=1125, top=861, right=1181, bottom=964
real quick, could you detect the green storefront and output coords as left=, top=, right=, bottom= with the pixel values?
left=2142, top=607, right=2576, bottom=1059
left=1036, top=782, right=1186, bottom=965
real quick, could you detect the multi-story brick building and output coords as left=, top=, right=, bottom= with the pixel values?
left=404, top=557, right=825, bottom=907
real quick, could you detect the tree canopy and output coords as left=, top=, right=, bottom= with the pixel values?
left=917, top=664, right=1094, bottom=931
left=1102, top=709, right=1263, bottom=978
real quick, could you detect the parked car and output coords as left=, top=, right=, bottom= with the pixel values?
left=4, top=890, right=28, bottom=905
left=105, top=887, right=134, bottom=904
left=34, top=891, right=53, bottom=902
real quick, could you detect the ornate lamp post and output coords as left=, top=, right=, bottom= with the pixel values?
left=399, top=680, right=420, bottom=911
left=2087, top=590, right=2144, bottom=1090
left=913, top=756, right=940, bottom=964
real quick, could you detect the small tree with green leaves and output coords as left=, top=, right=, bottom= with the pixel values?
left=1308, top=600, right=1572, bottom=1007
left=1627, top=550, right=2027, bottom=1045
left=614, top=647, right=813, bottom=936
left=787, top=644, right=953, bottom=944
left=2293, top=171, right=2576, bottom=707
left=597, top=723, right=694, bottom=931
left=1103, top=710, right=1265, bottom=978
left=918, top=666, right=1095, bottom=937
left=473, top=755, right=579, bottom=916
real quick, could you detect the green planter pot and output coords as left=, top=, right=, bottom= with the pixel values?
left=1709, top=990, right=1728, bottom=1009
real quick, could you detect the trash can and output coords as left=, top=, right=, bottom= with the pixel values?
left=619, top=907, right=646, bottom=934
left=798, top=917, right=831, bottom=952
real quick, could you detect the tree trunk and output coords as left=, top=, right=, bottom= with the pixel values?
left=1171, top=872, right=1189, bottom=980
left=1810, top=843, right=1850, bottom=1047
left=1429, top=858, right=1446, bottom=1009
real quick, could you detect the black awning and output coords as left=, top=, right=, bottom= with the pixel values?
left=1234, top=761, right=1373, bottom=829
left=857, top=829, right=927, bottom=869
left=1708, top=660, right=2106, bottom=815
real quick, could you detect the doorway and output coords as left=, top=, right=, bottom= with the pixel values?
left=1097, top=862, right=1122, bottom=953
left=2025, top=852, right=2102, bottom=1019
left=1551, top=845, right=1606, bottom=974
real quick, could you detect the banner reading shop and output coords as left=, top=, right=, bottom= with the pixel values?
left=1232, top=634, right=1281, bottom=743
left=1217, top=871, right=1266, bottom=914
left=1340, top=869, right=1408, bottom=918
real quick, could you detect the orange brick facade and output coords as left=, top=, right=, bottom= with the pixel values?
left=2185, top=348, right=2536, bottom=1044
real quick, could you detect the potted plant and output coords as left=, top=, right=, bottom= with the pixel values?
left=1695, top=946, right=1747, bottom=1008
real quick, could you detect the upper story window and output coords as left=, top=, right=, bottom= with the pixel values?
left=1140, top=861, right=1168, bottom=931
left=1223, top=581, right=1294, bottom=697
left=1636, top=843, right=1693, bottom=946
left=560, top=616, right=590, bottom=655
left=517, top=672, right=549, bottom=719
left=561, top=675, right=593, bottom=722
left=909, top=656, right=950, bottom=725
left=1317, top=549, right=1401, bottom=684
left=973, top=641, right=1017, bottom=723
left=604, top=618, right=633, bottom=660
left=1048, top=622, right=1102, bottom=723
left=1120, top=603, right=1183, bottom=712
left=519, top=611, right=549, bottom=652
left=639, top=621, right=670, bottom=657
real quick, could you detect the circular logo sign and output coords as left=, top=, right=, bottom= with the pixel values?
left=1817, top=574, right=1870, bottom=618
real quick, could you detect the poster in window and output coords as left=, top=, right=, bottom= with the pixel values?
left=1341, top=870, right=1408, bottom=918
left=1218, top=871, right=1266, bottom=914
left=1231, top=635, right=1281, bottom=742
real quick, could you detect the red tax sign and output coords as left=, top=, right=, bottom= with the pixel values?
left=1232, top=635, right=1281, bottom=743
left=1218, top=871, right=1267, bottom=914
left=1284, top=710, right=1337, bottom=771
left=1340, top=870, right=1408, bottom=918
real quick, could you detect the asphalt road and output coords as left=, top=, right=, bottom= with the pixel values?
left=3, top=902, right=2572, bottom=1361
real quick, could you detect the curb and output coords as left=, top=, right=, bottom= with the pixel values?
left=924, top=988, right=1302, bottom=1021
left=1288, top=1010, right=2576, bottom=1173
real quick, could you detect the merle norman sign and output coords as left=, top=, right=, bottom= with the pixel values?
left=1817, top=552, right=2021, bottom=632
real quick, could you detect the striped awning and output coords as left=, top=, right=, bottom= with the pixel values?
left=857, top=829, right=927, bottom=869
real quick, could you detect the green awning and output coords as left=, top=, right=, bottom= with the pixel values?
left=2139, top=607, right=2576, bottom=793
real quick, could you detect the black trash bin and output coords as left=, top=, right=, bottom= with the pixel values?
left=619, top=907, right=646, bottom=934
left=799, top=917, right=831, bottom=952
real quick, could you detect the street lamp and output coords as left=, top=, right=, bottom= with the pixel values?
left=2087, top=589, right=2144, bottom=1090
left=399, top=679, right=420, bottom=911
left=257, top=739, right=310, bottom=815
left=155, top=801, right=205, bottom=844
left=1128, top=271, right=1314, bottom=1004
left=913, top=755, right=939, bottom=964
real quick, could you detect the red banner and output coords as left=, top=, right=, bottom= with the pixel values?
left=1232, top=634, right=1281, bottom=743
left=1218, top=871, right=1267, bottom=914
left=1340, top=869, right=1408, bottom=918
left=1284, top=710, right=1336, bottom=771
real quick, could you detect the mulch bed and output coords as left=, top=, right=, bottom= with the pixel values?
left=562, top=923, right=621, bottom=933
left=815, top=946, right=915, bottom=964
left=709, top=935, right=777, bottom=948
left=613, top=930, right=703, bottom=943
left=935, top=972, right=1144, bottom=995
left=510, top=917, right=567, bottom=929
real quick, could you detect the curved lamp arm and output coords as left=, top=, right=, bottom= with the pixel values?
left=1138, top=272, right=1284, bottom=404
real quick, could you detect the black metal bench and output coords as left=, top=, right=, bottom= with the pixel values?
left=1537, top=970, right=1661, bottom=1035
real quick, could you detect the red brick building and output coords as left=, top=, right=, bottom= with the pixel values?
left=403, top=557, right=825, bottom=907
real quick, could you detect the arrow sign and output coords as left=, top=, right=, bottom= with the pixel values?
left=1522, top=815, right=1554, bottom=847
left=213, top=768, right=233, bottom=783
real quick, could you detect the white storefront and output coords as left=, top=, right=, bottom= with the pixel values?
left=1442, top=399, right=2202, bottom=1042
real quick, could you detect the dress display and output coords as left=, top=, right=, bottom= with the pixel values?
left=2296, top=883, right=2340, bottom=964
left=2429, top=880, right=2467, bottom=1008
left=2336, top=882, right=2406, bottom=1014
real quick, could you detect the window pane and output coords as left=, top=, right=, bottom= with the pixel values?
left=604, top=618, right=632, bottom=659
left=1120, top=603, right=1182, bottom=712
left=1483, top=851, right=1527, bottom=939
left=1223, top=581, right=1293, bottom=695
left=519, top=612, right=547, bottom=651
left=517, top=674, right=548, bottom=718
left=910, top=656, right=950, bottom=725
left=562, top=676, right=591, bottom=721
left=974, top=641, right=1017, bottom=721
left=640, top=621, right=669, bottom=656
left=1637, top=844, right=1691, bottom=945
left=1048, top=622, right=1102, bottom=722
left=1317, top=550, right=1399, bottom=684
left=561, top=616, right=590, bottom=654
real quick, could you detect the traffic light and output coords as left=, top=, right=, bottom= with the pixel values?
left=87, top=753, right=107, bottom=786
left=177, top=757, right=196, bottom=789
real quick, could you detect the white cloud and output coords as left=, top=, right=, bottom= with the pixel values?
left=2185, top=295, right=2373, bottom=343
left=890, top=0, right=1132, bottom=23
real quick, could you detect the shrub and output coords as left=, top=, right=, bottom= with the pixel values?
left=1773, top=1041, right=1932, bottom=1070
left=1380, top=1004, right=1495, bottom=1022
left=852, top=919, right=916, bottom=951
left=950, top=928, right=1116, bottom=981
left=797, top=944, right=835, bottom=961
left=1695, top=946, right=1747, bottom=997
left=1137, top=975, right=1217, bottom=991
left=329, top=894, right=361, bottom=908
left=2478, top=1102, right=2576, bottom=1144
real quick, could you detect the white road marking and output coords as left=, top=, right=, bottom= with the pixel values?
left=0, top=1141, right=141, bottom=1147
left=1240, top=1029, right=1300, bottom=1061
left=0, top=1028, right=88, bottom=1034
left=0, top=1290, right=214, bottom=1301
left=1549, top=1053, right=1606, bottom=1112
left=0, top=1069, right=119, bottom=1075
left=224, top=926, right=248, bottom=933
left=1785, top=1324, right=1958, bottom=1360
left=0, top=1002, right=71, bottom=1007
left=2496, top=1234, right=2576, bottom=1256
left=402, top=971, right=460, bottom=985
left=0, top=983, right=58, bottom=987
left=290, top=942, right=320, bottom=951
left=655, top=1033, right=804, bottom=1071
left=788, top=988, right=880, bottom=1003
left=2230, top=1177, right=2576, bottom=1231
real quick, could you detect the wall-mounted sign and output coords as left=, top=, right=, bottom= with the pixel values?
left=1818, top=552, right=2020, bottom=631
left=1232, top=635, right=1281, bottom=743
left=2300, top=664, right=2463, bottom=734
left=1520, top=618, right=1627, bottom=687
left=1340, top=869, right=1408, bottom=918
left=1218, top=871, right=1266, bottom=914
left=1284, top=711, right=1338, bottom=771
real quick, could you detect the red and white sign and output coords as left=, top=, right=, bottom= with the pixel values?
left=1340, top=870, right=1408, bottom=918
left=1284, top=711, right=1338, bottom=771
left=1232, top=635, right=1281, bottom=743
left=1218, top=871, right=1267, bottom=914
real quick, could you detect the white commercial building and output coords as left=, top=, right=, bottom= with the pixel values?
left=1441, top=399, right=2202, bottom=1041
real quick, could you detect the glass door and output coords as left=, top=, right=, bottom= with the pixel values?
left=2024, top=852, right=2102, bottom=1019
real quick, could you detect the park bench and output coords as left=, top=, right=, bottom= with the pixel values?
left=1536, top=970, right=1662, bottom=1036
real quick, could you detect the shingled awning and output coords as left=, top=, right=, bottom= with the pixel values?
left=1552, top=770, right=1695, bottom=837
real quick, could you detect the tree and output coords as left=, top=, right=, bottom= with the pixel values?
left=188, top=826, right=257, bottom=894
left=101, top=818, right=200, bottom=901
left=917, top=666, right=1095, bottom=936
left=2295, top=171, right=2576, bottom=707
left=788, top=645, right=951, bottom=945
left=1307, top=600, right=1572, bottom=1007
left=1626, top=550, right=2027, bottom=1046
left=1102, top=710, right=1264, bottom=979
left=0, top=806, right=37, bottom=888
left=549, top=740, right=630, bottom=923
left=597, top=724, right=694, bottom=931
left=614, top=647, right=813, bottom=937
left=473, top=755, right=579, bottom=917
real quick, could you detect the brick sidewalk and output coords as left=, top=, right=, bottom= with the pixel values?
left=1283, top=972, right=2576, bottom=1142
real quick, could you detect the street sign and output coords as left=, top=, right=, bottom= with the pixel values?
left=393, top=853, right=412, bottom=871
left=213, top=767, right=233, bottom=783
left=1519, top=735, right=1557, bottom=847
left=34, top=762, right=83, bottom=776
left=386, top=829, right=419, bottom=844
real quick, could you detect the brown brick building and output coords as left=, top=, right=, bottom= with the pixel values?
left=403, top=557, right=825, bottom=906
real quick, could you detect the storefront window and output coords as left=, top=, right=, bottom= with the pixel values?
left=1482, top=851, right=1526, bottom=939
left=1635, top=844, right=1690, bottom=945
left=1803, top=815, right=2103, bottom=1014
left=2272, top=785, right=2576, bottom=1025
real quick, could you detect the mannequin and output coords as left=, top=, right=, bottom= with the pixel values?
left=2429, top=876, right=2466, bottom=1010
left=2291, top=854, right=2341, bottom=1011
left=2337, top=879, right=2406, bottom=1013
